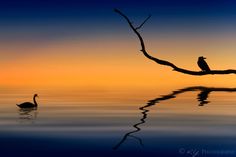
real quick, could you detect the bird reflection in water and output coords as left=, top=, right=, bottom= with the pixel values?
left=18, top=108, right=38, bottom=124
left=197, top=89, right=211, bottom=106
left=113, top=86, right=236, bottom=150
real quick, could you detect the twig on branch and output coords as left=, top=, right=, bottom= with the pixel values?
left=135, top=14, right=151, bottom=30
left=114, top=8, right=236, bottom=76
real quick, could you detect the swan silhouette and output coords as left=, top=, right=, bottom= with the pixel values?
left=17, top=94, right=38, bottom=108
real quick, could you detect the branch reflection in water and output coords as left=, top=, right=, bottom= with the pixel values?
left=113, top=86, right=236, bottom=150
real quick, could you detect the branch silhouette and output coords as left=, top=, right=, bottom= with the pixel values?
left=114, top=8, right=236, bottom=76
left=113, top=86, right=236, bottom=150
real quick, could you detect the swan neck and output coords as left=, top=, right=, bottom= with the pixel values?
left=33, top=96, right=38, bottom=106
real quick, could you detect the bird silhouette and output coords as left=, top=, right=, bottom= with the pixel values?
left=197, top=56, right=211, bottom=72
left=17, top=94, right=38, bottom=108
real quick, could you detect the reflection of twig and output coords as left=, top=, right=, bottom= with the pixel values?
left=113, top=86, right=236, bottom=150
left=129, top=135, right=144, bottom=147
left=113, top=108, right=148, bottom=150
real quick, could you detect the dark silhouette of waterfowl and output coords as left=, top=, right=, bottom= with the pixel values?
left=198, top=56, right=211, bottom=72
left=17, top=94, right=38, bottom=108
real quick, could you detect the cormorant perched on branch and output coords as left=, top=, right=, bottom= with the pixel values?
left=197, top=56, right=211, bottom=72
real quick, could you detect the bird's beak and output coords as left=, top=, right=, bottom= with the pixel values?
left=203, top=57, right=206, bottom=59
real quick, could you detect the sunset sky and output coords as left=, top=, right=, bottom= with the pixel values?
left=1, top=0, right=236, bottom=90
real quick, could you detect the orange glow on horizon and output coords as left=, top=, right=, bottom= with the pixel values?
left=1, top=36, right=236, bottom=90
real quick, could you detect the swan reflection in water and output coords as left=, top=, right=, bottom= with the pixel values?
left=113, top=86, right=236, bottom=150
left=18, top=108, right=38, bottom=124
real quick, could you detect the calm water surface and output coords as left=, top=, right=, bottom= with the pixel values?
left=0, top=86, right=236, bottom=157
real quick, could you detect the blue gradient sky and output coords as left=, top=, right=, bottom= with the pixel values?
left=1, top=0, right=236, bottom=41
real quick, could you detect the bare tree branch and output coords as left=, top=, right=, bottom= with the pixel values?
left=114, top=8, right=236, bottom=76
